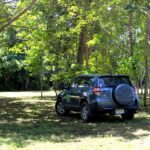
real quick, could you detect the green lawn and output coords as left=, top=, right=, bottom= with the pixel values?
left=0, top=92, right=150, bottom=150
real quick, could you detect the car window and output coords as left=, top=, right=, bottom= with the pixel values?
left=71, top=77, right=93, bottom=88
left=71, top=77, right=79, bottom=88
left=99, top=77, right=132, bottom=87
left=78, top=77, right=92, bottom=88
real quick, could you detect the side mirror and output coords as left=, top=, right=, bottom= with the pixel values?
left=63, top=83, right=70, bottom=89
left=64, top=79, right=71, bottom=89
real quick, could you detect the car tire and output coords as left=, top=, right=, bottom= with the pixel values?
left=80, top=102, right=92, bottom=122
left=121, top=113, right=134, bottom=120
left=55, top=100, right=69, bottom=116
left=113, top=84, right=134, bottom=106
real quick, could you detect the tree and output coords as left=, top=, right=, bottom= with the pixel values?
left=144, top=14, right=150, bottom=107
left=0, top=0, right=149, bottom=108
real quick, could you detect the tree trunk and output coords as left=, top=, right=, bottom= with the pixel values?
left=5, top=78, right=8, bottom=90
left=128, top=11, right=139, bottom=86
left=40, top=78, right=43, bottom=100
left=77, top=0, right=91, bottom=67
left=25, top=78, right=29, bottom=90
left=77, top=26, right=86, bottom=66
left=77, top=26, right=90, bottom=68
left=52, top=82, right=58, bottom=97
left=144, top=15, right=150, bottom=107
left=128, top=12, right=133, bottom=56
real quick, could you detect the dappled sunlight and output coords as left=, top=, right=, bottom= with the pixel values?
left=133, top=129, right=150, bottom=136
left=0, top=92, right=150, bottom=149
left=0, top=91, right=56, bottom=98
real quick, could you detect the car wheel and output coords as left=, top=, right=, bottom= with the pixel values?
left=80, top=102, right=91, bottom=122
left=113, top=84, right=134, bottom=106
left=55, top=100, right=69, bottom=116
left=121, top=113, right=134, bottom=120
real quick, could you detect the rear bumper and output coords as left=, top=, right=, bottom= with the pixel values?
left=89, top=102, right=139, bottom=115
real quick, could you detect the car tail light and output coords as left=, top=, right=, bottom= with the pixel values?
left=93, top=87, right=101, bottom=96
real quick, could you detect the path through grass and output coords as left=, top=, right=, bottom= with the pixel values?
left=0, top=92, right=150, bottom=150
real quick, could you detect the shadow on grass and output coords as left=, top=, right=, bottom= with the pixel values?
left=0, top=95, right=150, bottom=148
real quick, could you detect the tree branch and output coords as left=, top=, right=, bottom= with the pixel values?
left=0, top=0, right=37, bottom=32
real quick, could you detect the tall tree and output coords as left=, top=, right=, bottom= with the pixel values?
left=144, top=14, right=150, bottom=106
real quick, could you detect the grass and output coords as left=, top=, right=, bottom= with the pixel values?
left=0, top=92, right=150, bottom=150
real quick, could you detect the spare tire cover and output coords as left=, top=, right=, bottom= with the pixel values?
left=113, top=84, right=134, bottom=106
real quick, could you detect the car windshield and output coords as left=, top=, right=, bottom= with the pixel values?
left=98, top=76, right=132, bottom=87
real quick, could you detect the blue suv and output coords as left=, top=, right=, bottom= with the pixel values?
left=55, top=74, right=139, bottom=122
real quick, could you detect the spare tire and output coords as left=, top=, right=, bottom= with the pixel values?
left=113, top=84, right=134, bottom=106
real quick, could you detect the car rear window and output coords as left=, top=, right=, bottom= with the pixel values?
left=98, top=76, right=132, bottom=87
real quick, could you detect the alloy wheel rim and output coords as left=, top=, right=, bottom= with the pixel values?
left=82, top=105, right=88, bottom=120
left=57, top=102, right=65, bottom=114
